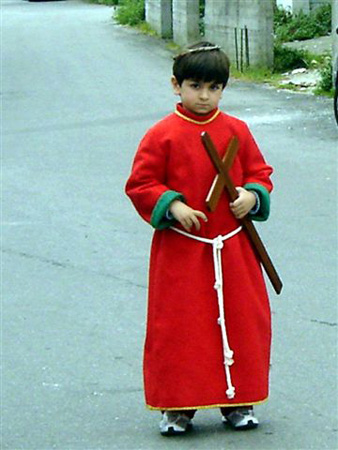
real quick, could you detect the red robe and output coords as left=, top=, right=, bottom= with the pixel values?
left=125, top=104, right=273, bottom=410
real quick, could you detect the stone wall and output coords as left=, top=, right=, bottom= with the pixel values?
left=145, top=0, right=274, bottom=68
left=145, top=0, right=172, bottom=38
left=204, top=0, right=274, bottom=68
left=172, top=0, right=200, bottom=46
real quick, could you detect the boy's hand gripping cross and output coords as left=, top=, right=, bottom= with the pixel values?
left=201, top=132, right=283, bottom=295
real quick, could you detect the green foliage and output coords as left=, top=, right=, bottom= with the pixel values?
left=274, top=3, right=331, bottom=43
left=273, top=43, right=308, bottom=72
left=274, top=5, right=292, bottom=30
left=318, top=56, right=333, bottom=92
left=199, top=0, right=205, bottom=36
left=115, top=0, right=145, bottom=26
left=199, top=0, right=205, bottom=17
left=313, top=3, right=332, bottom=33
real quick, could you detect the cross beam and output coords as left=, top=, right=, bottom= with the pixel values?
left=201, top=132, right=282, bottom=295
left=206, top=136, right=239, bottom=212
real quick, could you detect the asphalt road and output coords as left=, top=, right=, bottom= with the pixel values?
left=2, top=1, right=337, bottom=449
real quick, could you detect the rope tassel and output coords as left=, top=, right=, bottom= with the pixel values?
left=212, top=234, right=236, bottom=399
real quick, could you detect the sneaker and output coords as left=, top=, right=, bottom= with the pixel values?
left=222, top=407, right=259, bottom=430
left=159, top=411, right=193, bottom=436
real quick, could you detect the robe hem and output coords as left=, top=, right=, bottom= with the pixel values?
left=146, top=397, right=268, bottom=411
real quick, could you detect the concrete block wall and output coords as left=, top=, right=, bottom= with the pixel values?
left=145, top=0, right=172, bottom=38
left=172, top=0, right=200, bottom=46
left=204, top=0, right=274, bottom=69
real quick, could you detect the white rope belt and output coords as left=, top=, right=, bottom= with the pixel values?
left=170, top=225, right=242, bottom=399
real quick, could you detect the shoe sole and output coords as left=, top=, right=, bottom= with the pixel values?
left=160, top=423, right=193, bottom=436
left=224, top=419, right=258, bottom=431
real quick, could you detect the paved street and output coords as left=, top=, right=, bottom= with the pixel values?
left=2, top=1, right=337, bottom=449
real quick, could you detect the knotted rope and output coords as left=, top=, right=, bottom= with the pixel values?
left=170, top=225, right=242, bottom=399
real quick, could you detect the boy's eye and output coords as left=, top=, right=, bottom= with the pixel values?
left=210, top=84, right=222, bottom=91
left=189, top=82, right=200, bottom=89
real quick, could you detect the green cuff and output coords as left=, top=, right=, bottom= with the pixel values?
left=244, top=183, right=270, bottom=222
left=150, top=191, right=185, bottom=230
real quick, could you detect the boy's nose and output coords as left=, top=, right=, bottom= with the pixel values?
left=199, top=89, right=209, bottom=100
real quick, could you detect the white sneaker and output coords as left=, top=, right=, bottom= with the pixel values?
left=159, top=411, right=192, bottom=435
left=222, top=408, right=259, bottom=430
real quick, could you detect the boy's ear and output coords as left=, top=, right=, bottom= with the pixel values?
left=171, top=76, right=181, bottom=95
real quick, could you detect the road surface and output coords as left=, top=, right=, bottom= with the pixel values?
left=2, top=1, right=337, bottom=449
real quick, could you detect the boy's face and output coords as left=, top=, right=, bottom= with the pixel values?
left=171, top=77, right=224, bottom=115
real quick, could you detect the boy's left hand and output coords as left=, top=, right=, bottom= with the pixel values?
left=230, top=187, right=256, bottom=219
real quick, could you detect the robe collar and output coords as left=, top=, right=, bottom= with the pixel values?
left=174, top=103, right=221, bottom=125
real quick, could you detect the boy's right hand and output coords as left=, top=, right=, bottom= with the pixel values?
left=169, top=200, right=208, bottom=232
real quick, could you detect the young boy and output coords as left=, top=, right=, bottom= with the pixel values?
left=125, top=42, right=273, bottom=435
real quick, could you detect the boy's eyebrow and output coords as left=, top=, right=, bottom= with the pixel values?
left=188, top=79, right=222, bottom=84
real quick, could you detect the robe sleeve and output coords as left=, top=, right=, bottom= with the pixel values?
left=125, top=128, right=185, bottom=230
left=240, top=124, right=274, bottom=222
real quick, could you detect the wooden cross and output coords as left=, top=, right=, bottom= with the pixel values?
left=206, top=136, right=239, bottom=212
left=201, top=132, right=283, bottom=295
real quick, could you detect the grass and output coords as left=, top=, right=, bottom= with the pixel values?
left=136, top=21, right=158, bottom=36
left=165, top=42, right=182, bottom=54
left=313, top=87, right=334, bottom=97
left=230, top=67, right=278, bottom=83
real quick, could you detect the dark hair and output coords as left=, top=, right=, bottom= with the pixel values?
left=173, top=41, right=230, bottom=88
